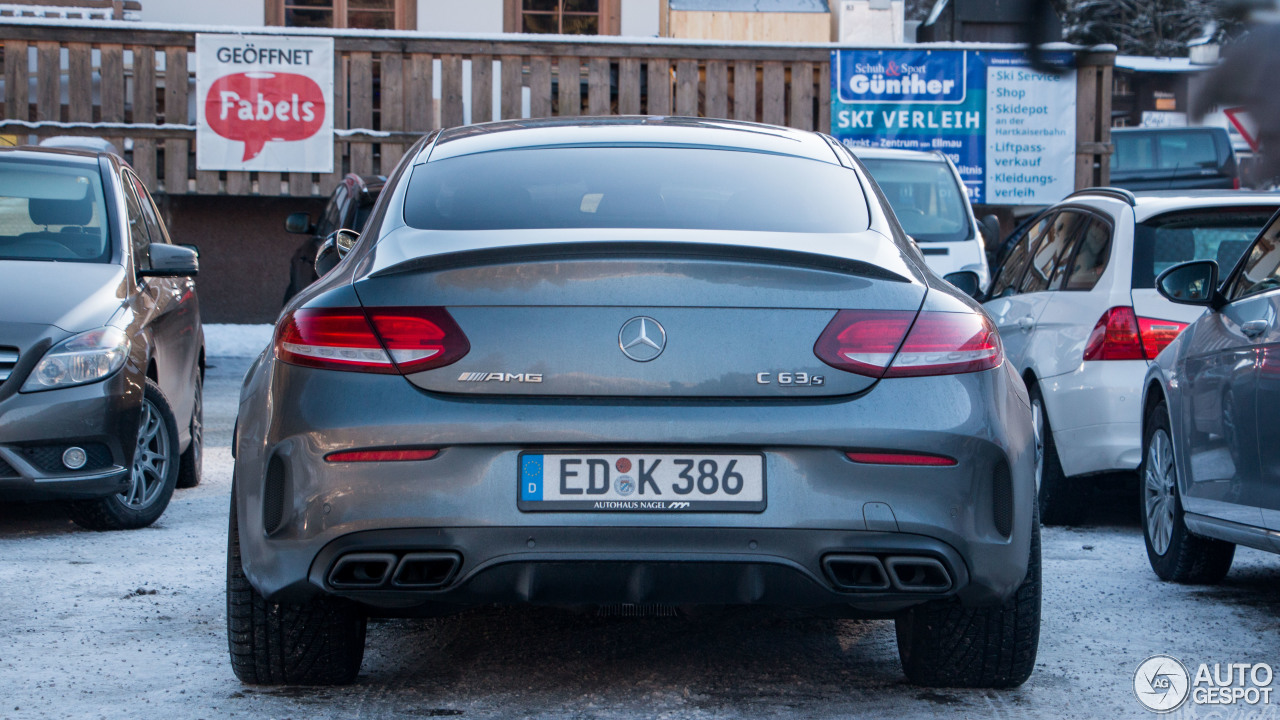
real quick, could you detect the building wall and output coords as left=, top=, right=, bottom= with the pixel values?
left=157, top=196, right=325, bottom=324
left=621, top=0, right=661, bottom=36
left=141, top=0, right=267, bottom=26
left=667, top=10, right=830, bottom=42
left=142, top=0, right=658, bottom=36
left=417, top=0, right=502, bottom=32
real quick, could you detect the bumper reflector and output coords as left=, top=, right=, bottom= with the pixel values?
left=325, top=449, right=440, bottom=463
left=845, top=451, right=956, bottom=467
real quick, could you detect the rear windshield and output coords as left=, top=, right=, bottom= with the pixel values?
left=403, top=147, right=870, bottom=233
left=1112, top=131, right=1223, bottom=173
left=859, top=157, right=972, bottom=243
left=1131, top=207, right=1278, bottom=288
left=0, top=159, right=109, bottom=263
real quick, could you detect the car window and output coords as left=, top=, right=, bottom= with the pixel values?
left=121, top=172, right=151, bottom=270
left=0, top=158, right=109, bottom=263
left=1062, top=218, right=1113, bottom=291
left=353, top=199, right=375, bottom=232
left=1111, top=134, right=1155, bottom=172
left=403, top=147, right=872, bottom=233
left=1156, top=132, right=1219, bottom=170
left=989, top=213, right=1053, bottom=297
left=1227, top=217, right=1280, bottom=302
left=129, top=172, right=170, bottom=246
left=316, top=186, right=347, bottom=238
left=1131, top=207, right=1278, bottom=289
left=858, top=157, right=972, bottom=243
left=1021, top=211, right=1087, bottom=294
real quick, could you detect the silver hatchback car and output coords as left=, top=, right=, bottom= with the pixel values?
left=228, top=117, right=1038, bottom=688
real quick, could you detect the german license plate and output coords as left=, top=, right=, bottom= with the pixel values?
left=518, top=452, right=766, bottom=512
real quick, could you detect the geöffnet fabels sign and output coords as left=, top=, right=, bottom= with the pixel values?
left=196, top=34, right=334, bottom=173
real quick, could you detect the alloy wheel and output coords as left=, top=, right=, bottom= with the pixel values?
left=119, top=397, right=171, bottom=509
left=1144, top=428, right=1177, bottom=556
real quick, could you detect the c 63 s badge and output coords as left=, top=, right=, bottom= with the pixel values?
left=458, top=372, right=543, bottom=383
left=756, top=371, right=825, bottom=386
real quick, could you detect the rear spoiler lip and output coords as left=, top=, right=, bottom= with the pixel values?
left=366, top=240, right=913, bottom=284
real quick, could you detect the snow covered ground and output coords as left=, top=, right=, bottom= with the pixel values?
left=203, top=323, right=273, bottom=359
left=1, top=358, right=1278, bottom=719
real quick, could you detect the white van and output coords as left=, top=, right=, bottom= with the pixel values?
left=853, top=147, right=991, bottom=289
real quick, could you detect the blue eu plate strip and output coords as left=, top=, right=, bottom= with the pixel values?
left=521, top=455, right=543, bottom=501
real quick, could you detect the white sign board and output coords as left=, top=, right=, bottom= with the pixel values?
left=983, top=61, right=1076, bottom=205
left=195, top=34, right=334, bottom=173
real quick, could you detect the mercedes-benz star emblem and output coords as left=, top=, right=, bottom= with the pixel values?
left=618, top=316, right=666, bottom=362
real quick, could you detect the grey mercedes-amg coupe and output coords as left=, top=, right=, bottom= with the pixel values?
left=228, top=117, right=1039, bottom=688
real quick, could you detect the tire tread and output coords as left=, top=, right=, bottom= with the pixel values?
left=226, top=487, right=366, bottom=685
left=896, top=515, right=1041, bottom=688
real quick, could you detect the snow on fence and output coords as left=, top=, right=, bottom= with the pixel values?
left=0, top=18, right=1114, bottom=198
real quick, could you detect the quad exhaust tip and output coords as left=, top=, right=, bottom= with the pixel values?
left=328, top=551, right=462, bottom=590
left=822, top=554, right=953, bottom=593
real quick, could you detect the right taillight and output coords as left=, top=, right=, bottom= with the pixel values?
left=276, top=306, right=469, bottom=374
left=1083, top=307, right=1187, bottom=362
left=815, top=310, right=1002, bottom=378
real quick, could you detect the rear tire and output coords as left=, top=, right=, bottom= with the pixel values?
left=67, top=379, right=179, bottom=531
left=227, top=483, right=367, bottom=685
left=176, top=370, right=203, bottom=489
left=895, top=510, right=1041, bottom=688
left=1029, top=384, right=1085, bottom=526
left=1141, top=401, right=1235, bottom=584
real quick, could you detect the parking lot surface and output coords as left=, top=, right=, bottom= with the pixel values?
left=1, top=357, right=1277, bottom=720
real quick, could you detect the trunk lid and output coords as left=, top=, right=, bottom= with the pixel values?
left=352, top=228, right=926, bottom=398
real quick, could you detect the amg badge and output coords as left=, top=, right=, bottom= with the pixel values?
left=457, top=372, right=544, bottom=383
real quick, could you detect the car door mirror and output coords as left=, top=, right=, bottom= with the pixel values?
left=314, top=229, right=359, bottom=277
left=139, top=243, right=198, bottom=277
left=285, top=212, right=314, bottom=234
left=943, top=271, right=983, bottom=299
left=1156, top=260, right=1219, bottom=307
left=979, top=214, right=1001, bottom=249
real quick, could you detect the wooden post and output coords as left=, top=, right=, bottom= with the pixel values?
left=163, top=46, right=189, bottom=195
left=1074, top=49, right=1115, bottom=190
left=4, top=40, right=30, bottom=122
left=131, top=46, right=157, bottom=191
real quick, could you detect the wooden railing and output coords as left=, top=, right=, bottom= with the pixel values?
left=0, top=19, right=1112, bottom=199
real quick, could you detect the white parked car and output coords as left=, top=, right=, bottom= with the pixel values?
left=983, top=188, right=1280, bottom=523
left=853, top=147, right=992, bottom=289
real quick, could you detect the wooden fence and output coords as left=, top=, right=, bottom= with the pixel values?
left=0, top=19, right=1112, bottom=199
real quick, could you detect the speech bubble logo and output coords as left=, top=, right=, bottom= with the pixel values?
left=205, top=72, right=326, bottom=162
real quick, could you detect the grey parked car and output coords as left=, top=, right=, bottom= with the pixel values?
left=228, top=117, right=1039, bottom=688
left=0, top=147, right=204, bottom=530
left=1140, top=208, right=1280, bottom=582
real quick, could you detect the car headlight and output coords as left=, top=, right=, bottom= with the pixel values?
left=22, top=327, right=130, bottom=392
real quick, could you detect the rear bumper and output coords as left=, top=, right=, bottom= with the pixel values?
left=0, top=369, right=139, bottom=500
left=234, top=356, right=1036, bottom=613
left=306, top=527, right=972, bottom=616
left=1038, top=360, right=1146, bottom=477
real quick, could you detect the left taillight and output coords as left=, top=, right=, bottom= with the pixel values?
left=276, top=307, right=469, bottom=374
left=814, top=310, right=1002, bottom=378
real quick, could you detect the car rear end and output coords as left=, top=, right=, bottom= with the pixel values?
left=1045, top=194, right=1279, bottom=477
left=229, top=119, right=1039, bottom=688
left=1110, top=127, right=1240, bottom=191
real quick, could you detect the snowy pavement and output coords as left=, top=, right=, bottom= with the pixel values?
left=1, top=356, right=1278, bottom=719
